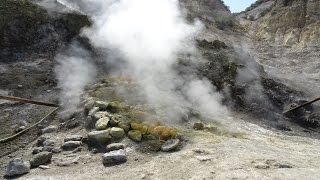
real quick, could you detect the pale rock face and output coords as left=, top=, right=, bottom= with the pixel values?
left=251, top=0, right=320, bottom=47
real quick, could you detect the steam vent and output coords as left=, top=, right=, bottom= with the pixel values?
left=1, top=0, right=320, bottom=179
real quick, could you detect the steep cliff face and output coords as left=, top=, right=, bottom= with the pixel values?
left=179, top=0, right=231, bottom=22
left=241, top=0, right=320, bottom=47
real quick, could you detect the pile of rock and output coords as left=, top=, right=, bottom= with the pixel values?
left=85, top=100, right=182, bottom=165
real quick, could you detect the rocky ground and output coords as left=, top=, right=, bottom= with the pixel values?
left=1, top=0, right=320, bottom=179
left=2, top=111, right=320, bottom=179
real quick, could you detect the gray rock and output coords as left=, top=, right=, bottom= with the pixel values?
left=110, top=127, right=125, bottom=139
left=84, top=99, right=95, bottom=113
left=88, top=107, right=100, bottom=117
left=161, top=139, right=180, bottom=152
left=30, top=152, right=52, bottom=168
left=42, top=140, right=55, bottom=147
left=61, top=141, right=82, bottom=151
left=95, top=117, right=110, bottom=130
left=32, top=147, right=43, bottom=155
left=102, top=150, right=127, bottom=166
left=5, top=158, right=30, bottom=177
left=88, top=129, right=112, bottom=144
left=64, top=135, right=83, bottom=142
left=42, top=146, right=54, bottom=152
left=36, top=136, right=48, bottom=146
left=95, top=101, right=109, bottom=110
left=15, top=126, right=26, bottom=133
left=39, top=165, right=50, bottom=170
left=106, top=143, right=125, bottom=152
left=93, top=111, right=110, bottom=120
left=52, top=147, right=62, bottom=153
left=41, top=125, right=58, bottom=134
left=128, top=130, right=142, bottom=142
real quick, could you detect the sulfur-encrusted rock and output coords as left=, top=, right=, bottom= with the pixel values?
left=128, top=130, right=142, bottom=142
left=110, top=127, right=125, bottom=139
left=5, top=158, right=30, bottom=177
left=30, top=152, right=52, bottom=168
left=110, top=115, right=121, bottom=126
left=106, top=143, right=125, bottom=152
left=118, top=122, right=131, bottom=133
left=102, top=150, right=127, bottom=166
left=95, top=117, right=110, bottom=130
left=88, top=129, right=112, bottom=145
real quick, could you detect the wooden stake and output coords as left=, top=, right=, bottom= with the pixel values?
left=0, top=95, right=59, bottom=107
left=283, top=97, right=320, bottom=114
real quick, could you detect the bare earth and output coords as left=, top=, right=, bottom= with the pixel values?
left=1, top=113, right=320, bottom=180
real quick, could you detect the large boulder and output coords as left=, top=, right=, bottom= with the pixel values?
left=30, top=152, right=52, bottom=168
left=102, top=150, right=127, bottom=166
left=5, top=158, right=30, bottom=177
left=88, top=129, right=112, bottom=145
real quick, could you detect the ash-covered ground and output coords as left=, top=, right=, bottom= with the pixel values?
left=1, top=0, right=320, bottom=179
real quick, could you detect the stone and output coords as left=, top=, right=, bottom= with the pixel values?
left=32, top=147, right=42, bottom=155
left=42, top=140, right=55, bottom=147
left=52, top=147, right=62, bottom=153
left=145, top=140, right=165, bottom=151
left=88, top=129, right=112, bottom=145
left=41, top=125, right=58, bottom=134
left=15, top=126, right=26, bottom=133
left=161, top=139, right=180, bottom=152
left=36, top=136, right=48, bottom=147
left=61, top=141, right=82, bottom=151
left=102, top=150, right=127, bottom=166
left=110, top=127, right=125, bottom=139
left=106, top=143, right=125, bottom=152
left=128, top=130, right=142, bottom=142
left=39, top=165, right=50, bottom=170
left=64, top=135, right=83, bottom=142
left=95, top=117, right=110, bottom=130
left=110, top=115, right=121, bottom=126
left=95, top=101, right=109, bottom=110
left=118, top=122, right=131, bottom=133
left=193, top=122, right=204, bottom=130
left=5, top=158, right=30, bottom=177
left=84, top=99, right=95, bottom=113
left=42, top=146, right=54, bottom=152
left=88, top=107, right=100, bottom=117
left=17, top=85, right=23, bottom=88
left=93, top=111, right=110, bottom=120
left=30, top=152, right=52, bottom=168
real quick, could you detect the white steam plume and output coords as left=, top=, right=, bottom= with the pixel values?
left=39, top=0, right=230, bottom=122
left=80, top=0, right=229, bottom=122
left=54, top=44, right=96, bottom=117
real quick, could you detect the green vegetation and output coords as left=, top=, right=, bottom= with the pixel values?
left=217, top=0, right=230, bottom=11
left=245, top=0, right=266, bottom=12
left=213, top=12, right=236, bottom=30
